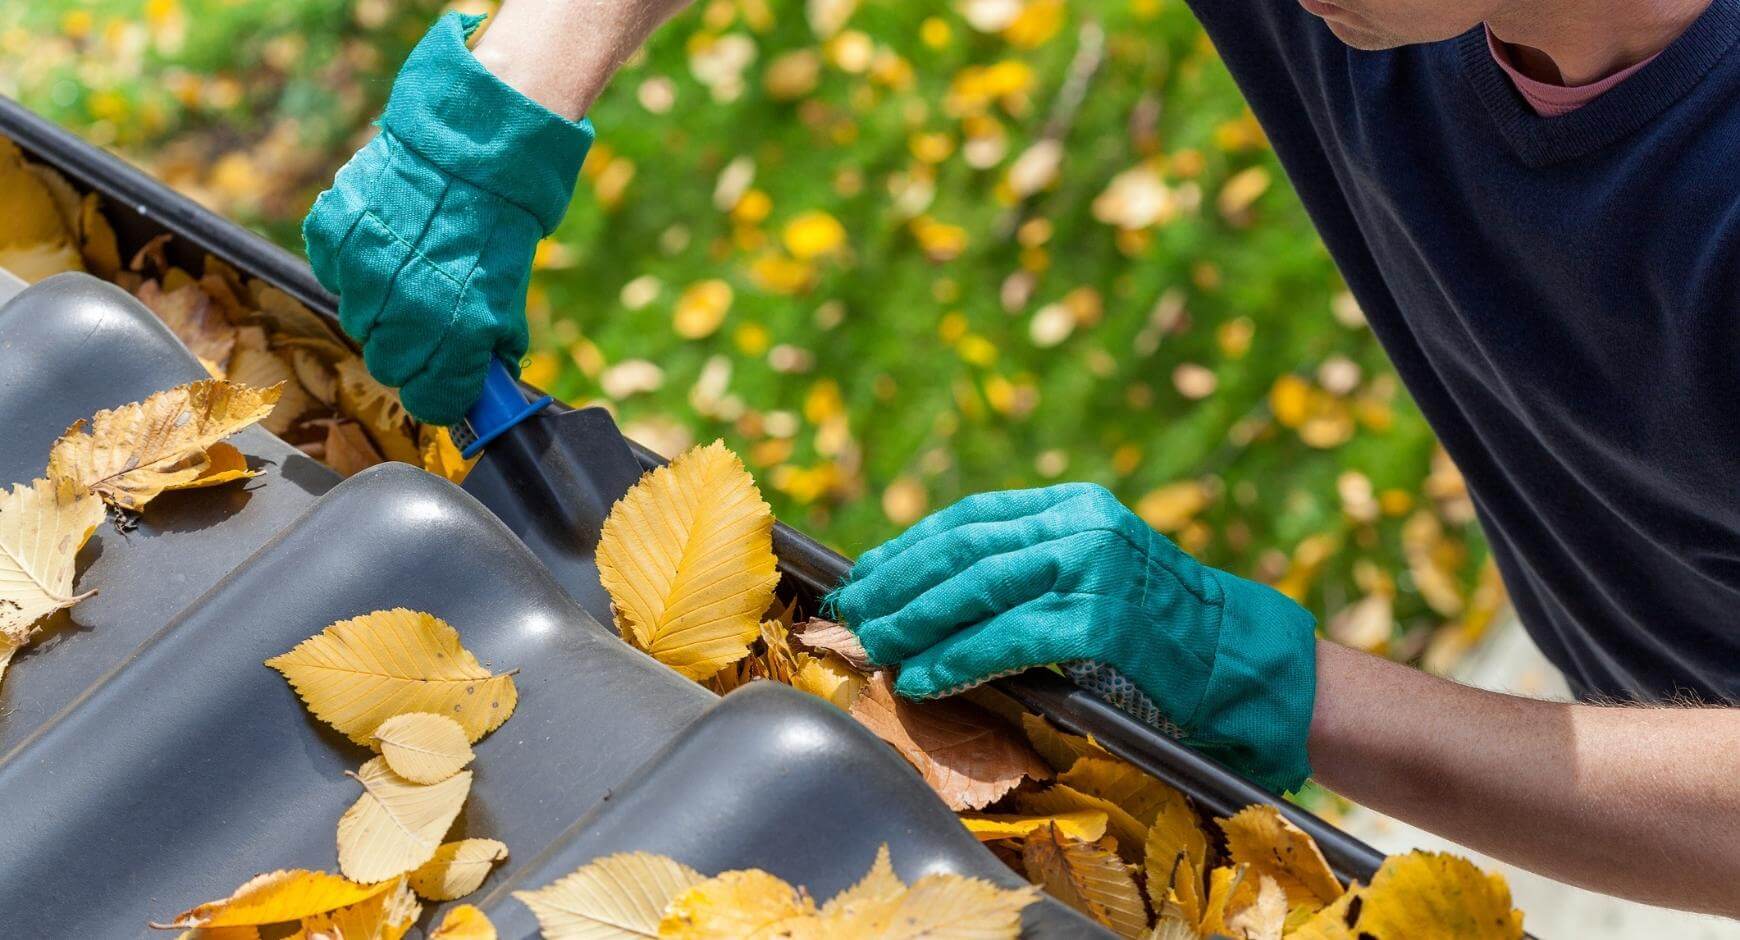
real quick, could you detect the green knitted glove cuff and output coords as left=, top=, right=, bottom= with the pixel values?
left=1181, top=570, right=1317, bottom=793
left=382, top=12, right=595, bottom=235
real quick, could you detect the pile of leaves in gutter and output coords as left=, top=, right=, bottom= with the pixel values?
left=0, top=136, right=473, bottom=487
left=584, top=439, right=1524, bottom=939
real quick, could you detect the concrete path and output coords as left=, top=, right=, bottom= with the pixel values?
left=1333, top=617, right=1740, bottom=938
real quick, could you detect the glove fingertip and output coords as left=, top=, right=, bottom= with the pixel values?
left=891, top=666, right=946, bottom=701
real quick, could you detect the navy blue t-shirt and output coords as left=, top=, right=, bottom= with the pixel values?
left=1187, top=0, right=1740, bottom=701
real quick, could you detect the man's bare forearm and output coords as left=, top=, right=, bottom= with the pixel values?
left=1307, top=640, right=1740, bottom=916
left=471, top=0, right=691, bottom=121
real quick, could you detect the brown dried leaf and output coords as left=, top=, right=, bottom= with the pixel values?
left=135, top=280, right=237, bottom=374
left=47, top=379, right=281, bottom=511
left=228, top=328, right=314, bottom=436
left=848, top=672, right=1050, bottom=811
left=323, top=419, right=386, bottom=478
left=790, top=617, right=873, bottom=672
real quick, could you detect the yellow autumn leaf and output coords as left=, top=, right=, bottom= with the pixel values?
left=791, top=653, right=864, bottom=710
left=0, top=476, right=105, bottom=676
left=758, top=615, right=803, bottom=685
left=288, top=347, right=341, bottom=407
left=1217, top=166, right=1272, bottom=221
left=335, top=357, right=418, bottom=463
left=1014, top=784, right=1145, bottom=865
left=596, top=441, right=778, bottom=680
left=1199, top=863, right=1256, bottom=938
left=782, top=210, right=847, bottom=260
left=1059, top=756, right=1191, bottom=828
left=420, top=426, right=477, bottom=485
left=958, top=810, right=1109, bottom=844
left=1286, top=889, right=1360, bottom=940
left=1018, top=712, right=1110, bottom=773
left=1147, top=840, right=1204, bottom=927
left=408, top=838, right=509, bottom=901
left=747, top=253, right=816, bottom=296
left=373, top=711, right=474, bottom=784
left=817, top=845, right=903, bottom=920
left=0, top=139, right=83, bottom=282
left=77, top=192, right=120, bottom=279
left=1218, top=805, right=1342, bottom=909
left=513, top=851, right=705, bottom=939
left=673, top=279, right=733, bottom=340
left=1021, top=823, right=1147, bottom=938
left=47, top=379, right=282, bottom=511
left=265, top=608, right=518, bottom=745
left=290, top=876, right=420, bottom=940
left=659, top=869, right=816, bottom=938
left=429, top=904, right=497, bottom=940
left=1346, top=852, right=1524, bottom=940
left=1150, top=910, right=1200, bottom=940
left=811, top=843, right=1039, bottom=936
left=154, top=869, right=393, bottom=929
left=1145, top=804, right=1211, bottom=926
left=337, top=756, right=472, bottom=882
left=171, top=442, right=259, bottom=492
left=1268, top=375, right=1312, bottom=429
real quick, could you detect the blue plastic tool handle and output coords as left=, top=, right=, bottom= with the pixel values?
left=460, top=357, right=554, bottom=458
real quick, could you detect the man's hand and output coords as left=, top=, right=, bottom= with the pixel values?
left=302, top=0, right=688, bottom=425
left=829, top=483, right=1318, bottom=793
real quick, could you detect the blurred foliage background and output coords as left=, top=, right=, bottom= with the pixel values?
left=0, top=0, right=1505, bottom=670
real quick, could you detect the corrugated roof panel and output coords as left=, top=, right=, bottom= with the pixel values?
left=0, top=273, right=1107, bottom=937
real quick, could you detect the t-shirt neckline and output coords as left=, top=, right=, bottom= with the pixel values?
left=1457, top=0, right=1740, bottom=167
left=1485, top=25, right=1661, bottom=117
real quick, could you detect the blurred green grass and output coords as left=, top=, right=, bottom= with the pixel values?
left=0, top=0, right=1500, bottom=666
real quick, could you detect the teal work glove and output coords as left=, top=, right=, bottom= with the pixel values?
left=828, top=483, right=1318, bottom=793
left=302, top=12, right=593, bottom=425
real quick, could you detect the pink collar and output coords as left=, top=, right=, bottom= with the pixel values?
left=1485, top=25, right=1662, bottom=117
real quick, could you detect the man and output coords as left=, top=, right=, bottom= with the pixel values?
left=303, top=0, right=1740, bottom=916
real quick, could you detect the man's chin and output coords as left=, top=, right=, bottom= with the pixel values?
left=1322, top=19, right=1405, bottom=50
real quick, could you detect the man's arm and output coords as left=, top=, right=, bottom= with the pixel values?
left=303, top=0, right=690, bottom=424
left=471, top=0, right=690, bottom=122
left=1310, top=640, right=1740, bottom=917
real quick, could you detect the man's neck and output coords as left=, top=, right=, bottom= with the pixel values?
left=1487, top=0, right=1713, bottom=85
